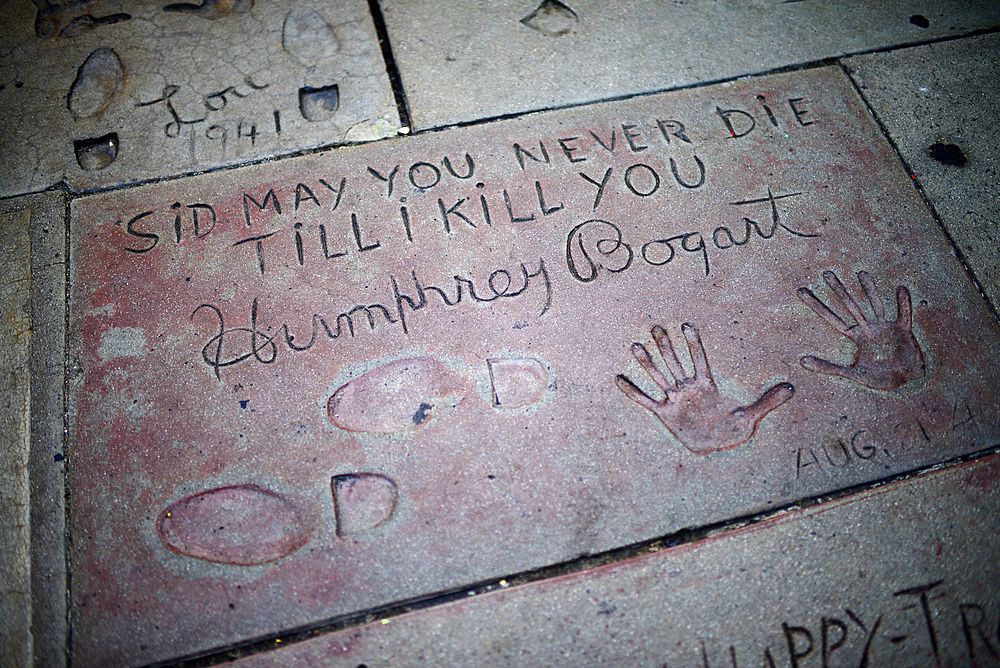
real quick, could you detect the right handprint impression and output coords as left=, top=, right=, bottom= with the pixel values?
left=798, top=270, right=926, bottom=391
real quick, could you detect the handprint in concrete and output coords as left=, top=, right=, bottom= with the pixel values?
left=798, top=270, right=925, bottom=391
left=617, top=323, right=795, bottom=454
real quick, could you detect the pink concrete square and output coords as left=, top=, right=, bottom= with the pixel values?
left=68, top=65, right=1000, bottom=664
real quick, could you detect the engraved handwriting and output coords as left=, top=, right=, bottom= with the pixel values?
left=566, top=188, right=816, bottom=281
left=687, top=579, right=998, bottom=667
left=136, top=76, right=268, bottom=138
left=191, top=257, right=551, bottom=378
left=112, top=88, right=830, bottom=381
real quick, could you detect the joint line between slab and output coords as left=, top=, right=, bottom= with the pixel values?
left=366, top=0, right=412, bottom=133
left=158, top=443, right=1000, bottom=667
left=0, top=182, right=69, bottom=204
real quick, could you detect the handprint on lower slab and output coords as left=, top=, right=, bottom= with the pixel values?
left=616, top=323, right=795, bottom=454
left=798, top=270, right=926, bottom=391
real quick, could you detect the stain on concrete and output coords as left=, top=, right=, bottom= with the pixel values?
left=97, top=326, right=147, bottom=361
left=927, top=142, right=967, bottom=167
left=412, top=402, right=433, bottom=425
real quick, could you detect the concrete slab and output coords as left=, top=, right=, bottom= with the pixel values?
left=0, top=205, right=33, bottom=667
left=232, top=452, right=1000, bottom=667
left=380, top=0, right=1000, bottom=130
left=0, top=0, right=399, bottom=197
left=67, top=65, right=1000, bottom=665
left=28, top=193, right=70, bottom=668
left=845, top=33, right=1000, bottom=313
left=0, top=192, right=68, bottom=667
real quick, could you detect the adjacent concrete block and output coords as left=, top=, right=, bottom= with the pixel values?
left=0, top=206, right=33, bottom=668
left=67, top=65, right=1000, bottom=665
left=233, top=453, right=1000, bottom=667
left=845, top=33, right=1000, bottom=313
left=379, top=0, right=1000, bottom=130
left=0, top=0, right=399, bottom=196
left=0, top=192, right=68, bottom=668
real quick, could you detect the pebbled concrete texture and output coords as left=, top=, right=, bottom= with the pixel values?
left=66, top=64, right=1000, bottom=665
left=231, top=453, right=1000, bottom=667
left=0, top=0, right=400, bottom=197
left=845, top=33, right=1000, bottom=313
left=380, top=0, right=1000, bottom=130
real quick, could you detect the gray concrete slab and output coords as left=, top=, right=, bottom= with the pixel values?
left=65, top=64, right=1000, bottom=665
left=0, top=0, right=399, bottom=197
left=0, top=205, right=33, bottom=668
left=845, top=33, right=1000, bottom=313
left=28, top=192, right=69, bottom=668
left=232, top=452, right=1000, bottom=667
left=380, top=0, right=1000, bottom=130
left=0, top=191, right=68, bottom=667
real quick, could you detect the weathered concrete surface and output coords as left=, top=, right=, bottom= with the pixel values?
left=0, top=206, right=33, bottom=667
left=67, top=65, right=1000, bottom=665
left=233, top=452, right=1000, bottom=667
left=845, top=33, right=1000, bottom=312
left=0, top=192, right=67, bottom=667
left=0, top=0, right=399, bottom=196
left=28, top=192, right=69, bottom=668
left=380, top=0, right=1000, bottom=130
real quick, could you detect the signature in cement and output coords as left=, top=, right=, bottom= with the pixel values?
left=616, top=323, right=795, bottom=454
left=798, top=270, right=926, bottom=391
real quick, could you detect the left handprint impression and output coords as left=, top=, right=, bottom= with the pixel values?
left=617, top=323, right=795, bottom=454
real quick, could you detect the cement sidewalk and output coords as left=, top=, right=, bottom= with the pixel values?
left=1, top=2, right=998, bottom=666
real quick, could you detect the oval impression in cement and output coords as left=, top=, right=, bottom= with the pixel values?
left=68, top=66, right=1000, bottom=665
